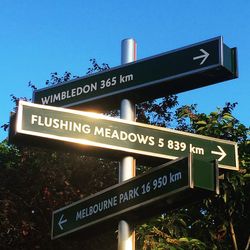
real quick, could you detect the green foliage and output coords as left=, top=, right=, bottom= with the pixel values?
left=0, top=62, right=119, bottom=249
left=138, top=102, right=250, bottom=250
left=0, top=142, right=118, bottom=249
left=0, top=140, right=20, bottom=168
left=136, top=95, right=178, bottom=127
left=137, top=215, right=206, bottom=250
left=175, top=102, right=249, bottom=142
left=1, top=60, right=249, bottom=249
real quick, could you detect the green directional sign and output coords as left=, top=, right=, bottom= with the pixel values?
left=51, top=156, right=217, bottom=239
left=33, top=37, right=237, bottom=112
left=10, top=101, right=238, bottom=170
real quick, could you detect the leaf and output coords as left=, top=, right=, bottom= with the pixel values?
left=177, top=218, right=187, bottom=227
left=210, top=111, right=218, bottom=116
left=223, top=193, right=227, bottom=203
left=243, top=173, right=250, bottom=179
left=196, top=126, right=205, bottom=132
left=223, top=115, right=233, bottom=121
left=179, top=237, right=189, bottom=242
left=196, top=120, right=207, bottom=125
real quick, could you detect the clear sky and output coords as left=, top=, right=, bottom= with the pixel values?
left=1, top=0, right=249, bottom=141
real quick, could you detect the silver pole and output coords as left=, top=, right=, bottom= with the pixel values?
left=118, top=38, right=137, bottom=250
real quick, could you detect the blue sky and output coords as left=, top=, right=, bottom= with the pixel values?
left=1, top=0, right=249, bottom=141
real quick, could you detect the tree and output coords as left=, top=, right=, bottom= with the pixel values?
left=137, top=103, right=250, bottom=250
left=0, top=61, right=118, bottom=250
left=1, top=59, right=249, bottom=249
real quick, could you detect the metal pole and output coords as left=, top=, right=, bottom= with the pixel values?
left=118, top=38, right=137, bottom=250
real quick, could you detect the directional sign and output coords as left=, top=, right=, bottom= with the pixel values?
left=10, top=101, right=238, bottom=170
left=32, top=36, right=237, bottom=112
left=51, top=156, right=217, bottom=239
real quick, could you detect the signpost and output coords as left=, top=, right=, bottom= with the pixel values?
left=8, top=36, right=239, bottom=246
left=118, top=38, right=137, bottom=250
left=10, top=101, right=238, bottom=170
left=32, top=37, right=237, bottom=112
left=51, top=156, right=217, bottom=239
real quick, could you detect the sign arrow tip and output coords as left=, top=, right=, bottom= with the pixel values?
left=58, top=214, right=67, bottom=230
left=211, top=145, right=227, bottom=162
left=193, top=49, right=210, bottom=65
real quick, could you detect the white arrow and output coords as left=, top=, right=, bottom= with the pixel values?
left=211, top=146, right=227, bottom=162
left=193, top=49, right=210, bottom=65
left=58, top=214, right=67, bottom=230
